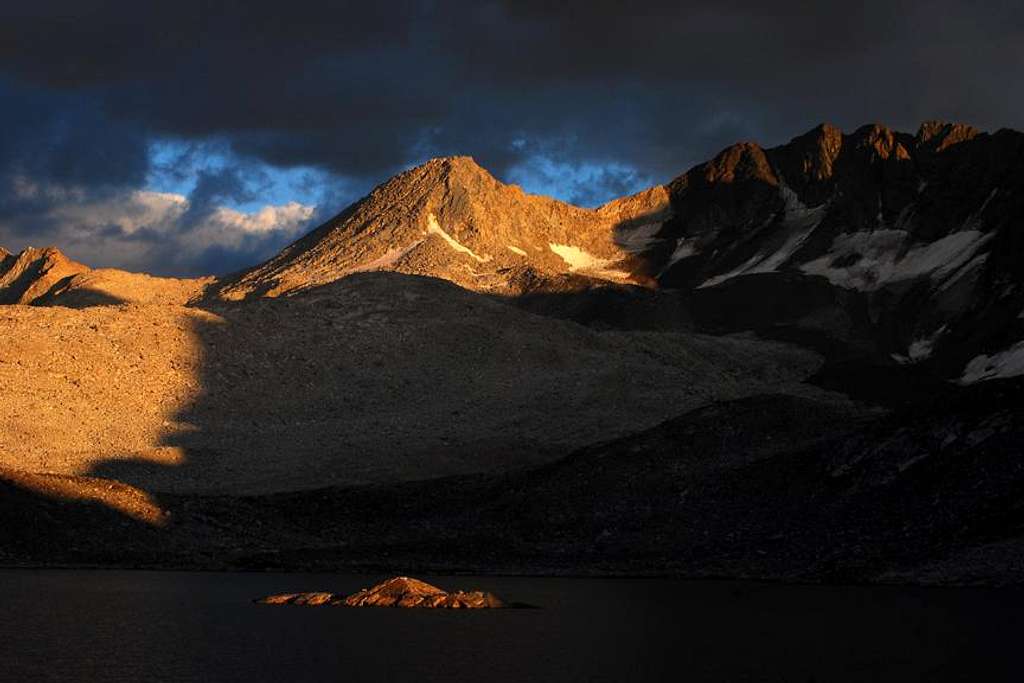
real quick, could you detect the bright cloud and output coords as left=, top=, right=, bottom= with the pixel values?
left=0, top=180, right=317, bottom=276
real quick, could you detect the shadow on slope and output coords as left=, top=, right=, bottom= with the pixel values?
left=6, top=377, right=1023, bottom=584
left=507, top=280, right=692, bottom=332
left=230, top=377, right=1024, bottom=583
left=33, top=281, right=129, bottom=308
left=78, top=271, right=821, bottom=496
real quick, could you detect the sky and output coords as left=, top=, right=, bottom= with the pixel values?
left=1, top=1, right=1022, bottom=276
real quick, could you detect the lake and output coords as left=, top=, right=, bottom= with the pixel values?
left=0, top=570, right=1018, bottom=681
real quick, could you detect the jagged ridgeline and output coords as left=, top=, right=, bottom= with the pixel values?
left=0, top=245, right=210, bottom=307
left=646, top=122, right=1024, bottom=382
left=7, top=121, right=1020, bottom=383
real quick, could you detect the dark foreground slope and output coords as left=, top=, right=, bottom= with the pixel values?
left=3, top=377, right=1021, bottom=586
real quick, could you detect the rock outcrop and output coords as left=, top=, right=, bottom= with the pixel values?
left=0, top=246, right=89, bottom=304
left=257, top=577, right=506, bottom=608
left=0, top=245, right=210, bottom=307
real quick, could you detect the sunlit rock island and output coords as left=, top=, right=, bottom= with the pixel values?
left=257, top=577, right=509, bottom=609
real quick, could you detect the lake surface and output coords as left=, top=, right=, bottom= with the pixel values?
left=0, top=570, right=1019, bottom=682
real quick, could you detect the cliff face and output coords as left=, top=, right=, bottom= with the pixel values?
left=624, top=122, right=1024, bottom=383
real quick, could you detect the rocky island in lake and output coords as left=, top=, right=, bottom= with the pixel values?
left=257, top=577, right=507, bottom=609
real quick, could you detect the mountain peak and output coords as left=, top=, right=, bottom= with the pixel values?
left=7, top=245, right=78, bottom=269
left=847, top=123, right=911, bottom=160
left=781, top=123, right=845, bottom=181
left=416, top=154, right=484, bottom=173
left=916, top=120, right=981, bottom=152
left=700, top=141, right=777, bottom=186
left=407, top=155, right=495, bottom=185
left=813, top=122, right=843, bottom=137
left=432, top=154, right=482, bottom=169
left=215, top=154, right=664, bottom=300
left=0, top=245, right=89, bottom=305
left=19, top=245, right=71, bottom=261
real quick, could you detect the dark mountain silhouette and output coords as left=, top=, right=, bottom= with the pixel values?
left=649, top=122, right=1024, bottom=383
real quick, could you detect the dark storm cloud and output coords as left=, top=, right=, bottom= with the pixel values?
left=0, top=0, right=1022, bottom=272
left=0, top=79, right=149, bottom=197
left=4, top=0, right=1023, bottom=180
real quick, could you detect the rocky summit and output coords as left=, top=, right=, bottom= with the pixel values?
left=1, top=121, right=1024, bottom=586
left=257, top=577, right=506, bottom=609
left=0, top=245, right=209, bottom=307
left=213, top=155, right=670, bottom=300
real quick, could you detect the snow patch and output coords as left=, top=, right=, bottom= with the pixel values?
left=663, top=237, right=700, bottom=270
left=937, top=253, right=988, bottom=293
left=901, top=231, right=993, bottom=280
left=801, top=229, right=993, bottom=292
left=700, top=254, right=762, bottom=289
left=506, top=245, right=527, bottom=257
left=698, top=183, right=824, bottom=288
left=549, top=243, right=629, bottom=280
left=549, top=244, right=611, bottom=270
left=348, top=240, right=424, bottom=274
left=615, top=222, right=664, bottom=254
left=700, top=226, right=815, bottom=288
left=960, top=341, right=1024, bottom=384
left=893, top=325, right=947, bottom=364
left=426, top=214, right=491, bottom=263
left=977, top=188, right=998, bottom=216
left=779, top=183, right=828, bottom=230
left=907, top=338, right=935, bottom=362
left=959, top=188, right=999, bottom=232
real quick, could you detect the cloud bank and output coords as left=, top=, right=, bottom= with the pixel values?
left=0, top=1, right=1021, bottom=274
